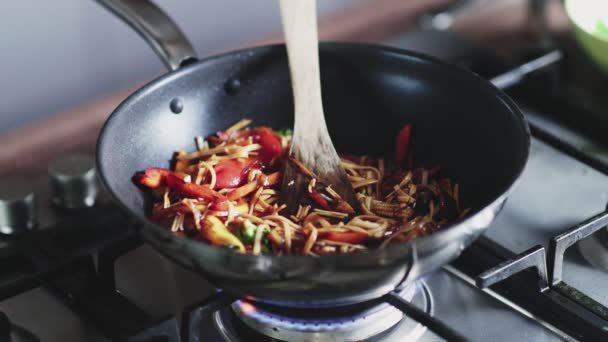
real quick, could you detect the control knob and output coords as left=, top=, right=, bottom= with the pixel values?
left=0, top=179, right=36, bottom=234
left=49, top=154, right=97, bottom=210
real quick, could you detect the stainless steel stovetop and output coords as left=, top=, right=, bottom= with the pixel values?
left=1, top=30, right=608, bottom=341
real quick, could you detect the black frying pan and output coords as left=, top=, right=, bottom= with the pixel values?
left=96, top=0, right=529, bottom=307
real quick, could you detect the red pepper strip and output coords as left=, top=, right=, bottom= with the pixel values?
left=333, top=199, right=354, bottom=214
left=261, top=205, right=277, bottom=216
left=323, top=232, right=369, bottom=244
left=209, top=197, right=230, bottom=211
left=137, top=168, right=228, bottom=209
left=309, top=191, right=330, bottom=209
left=216, top=131, right=230, bottom=141
left=394, top=124, right=412, bottom=165
left=214, top=158, right=257, bottom=189
left=263, top=171, right=282, bottom=186
left=136, top=168, right=171, bottom=189
left=227, top=181, right=258, bottom=201
left=252, top=127, right=283, bottom=166
left=165, top=173, right=220, bottom=201
left=226, top=171, right=281, bottom=201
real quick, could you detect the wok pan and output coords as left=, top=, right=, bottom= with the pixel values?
left=96, top=0, right=529, bottom=307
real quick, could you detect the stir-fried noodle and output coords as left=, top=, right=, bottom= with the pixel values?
left=135, top=120, right=469, bottom=255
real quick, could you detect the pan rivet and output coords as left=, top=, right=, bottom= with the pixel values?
left=170, top=98, right=183, bottom=114
left=224, top=78, right=241, bottom=95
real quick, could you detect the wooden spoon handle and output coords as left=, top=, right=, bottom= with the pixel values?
left=278, top=0, right=360, bottom=214
left=279, top=0, right=325, bottom=128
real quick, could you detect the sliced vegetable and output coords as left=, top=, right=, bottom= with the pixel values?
left=136, top=168, right=171, bottom=189
left=263, top=171, right=282, bottom=186
left=209, top=197, right=230, bottom=211
left=236, top=220, right=272, bottom=253
left=166, top=173, right=220, bottom=201
left=394, top=124, right=412, bottom=165
left=333, top=199, right=355, bottom=214
left=238, top=220, right=258, bottom=244
left=227, top=181, right=258, bottom=201
left=252, top=127, right=283, bottom=166
left=214, top=158, right=257, bottom=189
left=233, top=202, right=249, bottom=215
left=261, top=229, right=272, bottom=253
left=260, top=205, right=278, bottom=216
left=137, top=168, right=223, bottom=203
left=261, top=239, right=272, bottom=253
left=276, top=128, right=293, bottom=137
left=137, top=122, right=469, bottom=256
left=324, top=231, right=369, bottom=244
left=201, top=216, right=245, bottom=252
left=309, top=191, right=330, bottom=209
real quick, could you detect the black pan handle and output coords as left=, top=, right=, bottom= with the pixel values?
left=95, top=0, right=197, bottom=71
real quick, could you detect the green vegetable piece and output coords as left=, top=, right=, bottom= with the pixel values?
left=276, top=128, right=293, bottom=137
left=261, top=234, right=272, bottom=253
left=239, top=219, right=258, bottom=244
left=261, top=244, right=271, bottom=253
left=238, top=220, right=273, bottom=252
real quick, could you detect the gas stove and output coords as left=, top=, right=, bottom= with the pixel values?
left=1, top=30, right=608, bottom=341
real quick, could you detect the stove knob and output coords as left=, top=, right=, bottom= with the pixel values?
left=0, top=179, right=36, bottom=235
left=49, top=154, right=97, bottom=209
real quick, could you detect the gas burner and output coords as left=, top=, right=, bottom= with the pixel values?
left=213, top=282, right=432, bottom=342
left=578, top=228, right=608, bottom=271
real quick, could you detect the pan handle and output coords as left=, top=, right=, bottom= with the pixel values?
left=95, top=0, right=197, bottom=71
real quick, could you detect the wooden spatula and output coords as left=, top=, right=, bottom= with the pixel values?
left=278, top=0, right=359, bottom=215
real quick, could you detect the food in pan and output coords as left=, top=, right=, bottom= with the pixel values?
left=134, top=119, right=469, bottom=255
